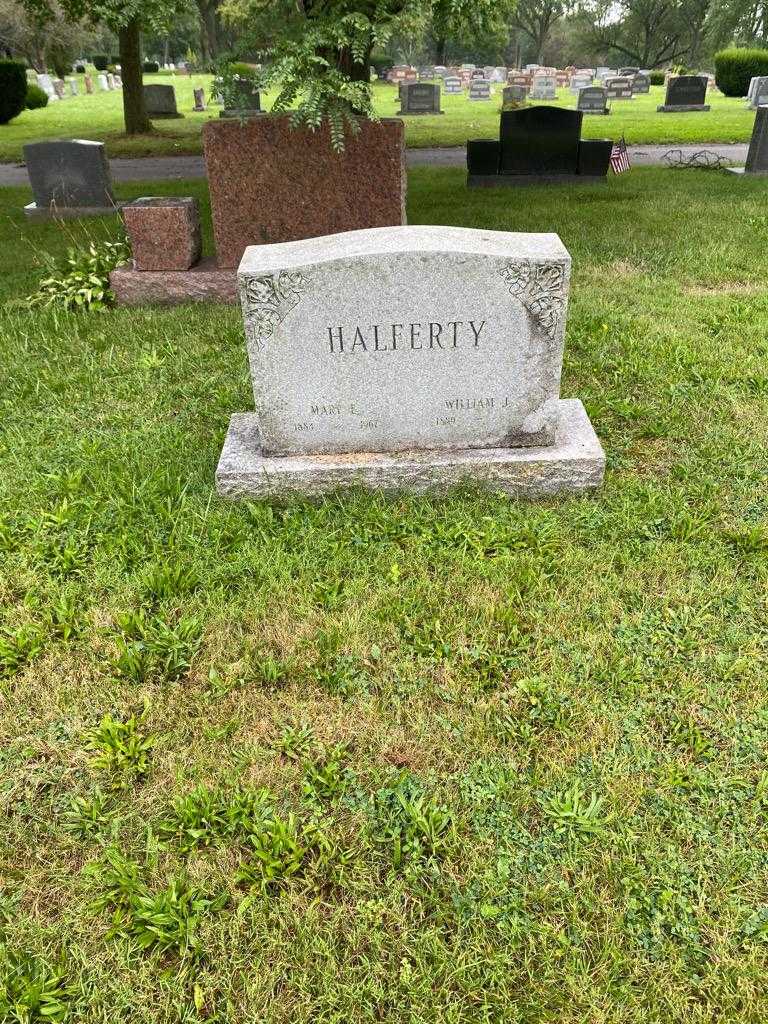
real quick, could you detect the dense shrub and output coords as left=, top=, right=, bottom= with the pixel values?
left=93, top=55, right=109, bottom=70
left=229, top=61, right=260, bottom=79
left=715, top=48, right=768, bottom=96
left=0, top=60, right=27, bottom=124
left=143, top=61, right=160, bottom=73
left=649, top=70, right=665, bottom=85
left=25, top=83, right=49, bottom=109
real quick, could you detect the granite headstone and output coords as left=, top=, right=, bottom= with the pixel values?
left=215, top=225, right=604, bottom=497
left=469, top=80, right=491, bottom=100
left=23, top=139, right=116, bottom=219
left=658, top=75, right=709, bottom=112
left=398, top=82, right=442, bottom=114
left=577, top=86, right=609, bottom=114
left=144, top=84, right=182, bottom=118
left=530, top=74, right=556, bottom=100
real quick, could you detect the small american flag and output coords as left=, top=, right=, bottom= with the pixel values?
left=610, top=135, right=631, bottom=174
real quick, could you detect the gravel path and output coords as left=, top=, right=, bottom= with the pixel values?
left=0, top=143, right=749, bottom=186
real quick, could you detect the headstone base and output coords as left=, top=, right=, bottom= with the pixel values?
left=467, top=174, right=607, bottom=187
left=656, top=104, right=710, bottom=112
left=215, top=400, right=605, bottom=499
left=110, top=257, right=238, bottom=306
left=580, top=109, right=610, bottom=115
left=396, top=109, right=444, bottom=115
left=219, top=109, right=266, bottom=118
left=24, top=202, right=119, bottom=220
left=148, top=111, right=184, bottom=119
left=725, top=167, right=768, bottom=176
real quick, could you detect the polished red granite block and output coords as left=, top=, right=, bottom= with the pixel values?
left=110, top=257, right=237, bottom=306
left=202, top=115, right=406, bottom=268
left=122, top=197, right=201, bottom=271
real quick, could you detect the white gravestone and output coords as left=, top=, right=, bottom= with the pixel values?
left=216, top=226, right=604, bottom=498
left=97, top=74, right=109, bottom=91
left=37, top=74, right=57, bottom=100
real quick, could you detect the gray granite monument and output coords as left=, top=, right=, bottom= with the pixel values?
left=469, top=80, right=491, bottom=100
left=727, top=106, right=768, bottom=176
left=530, top=75, right=556, bottom=100
left=23, top=139, right=117, bottom=219
left=144, top=84, right=182, bottom=118
left=398, top=82, right=442, bottom=114
left=578, top=86, right=609, bottom=114
left=657, top=75, right=709, bottom=112
left=605, top=76, right=633, bottom=100
left=215, top=225, right=604, bottom=498
left=444, top=76, right=462, bottom=94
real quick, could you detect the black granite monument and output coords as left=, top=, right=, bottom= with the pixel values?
left=467, top=106, right=613, bottom=185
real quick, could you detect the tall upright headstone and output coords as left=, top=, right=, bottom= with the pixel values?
left=398, top=82, right=442, bottom=115
left=469, top=80, right=491, bottom=101
left=605, top=77, right=633, bottom=100
left=577, top=86, right=609, bottom=115
left=215, top=225, right=604, bottom=497
left=530, top=74, right=556, bottom=100
left=144, top=84, right=182, bottom=118
left=727, top=107, right=768, bottom=176
left=23, top=139, right=117, bottom=219
left=657, top=75, right=709, bottom=112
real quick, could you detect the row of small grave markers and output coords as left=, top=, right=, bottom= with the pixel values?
left=29, top=70, right=122, bottom=101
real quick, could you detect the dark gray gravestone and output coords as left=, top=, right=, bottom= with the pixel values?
left=444, top=76, right=462, bottom=94
left=499, top=105, right=582, bottom=175
left=728, top=107, right=768, bottom=176
left=633, top=73, right=650, bottom=94
left=23, top=139, right=116, bottom=219
left=469, top=80, right=491, bottom=100
left=502, top=85, right=527, bottom=107
left=658, top=75, right=709, bottom=112
left=578, top=86, right=609, bottom=115
left=220, top=78, right=262, bottom=118
left=398, top=81, right=442, bottom=114
left=605, top=77, right=633, bottom=100
left=144, top=84, right=182, bottom=118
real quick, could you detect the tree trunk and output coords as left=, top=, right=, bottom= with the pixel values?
left=203, top=3, right=219, bottom=61
left=434, top=37, right=447, bottom=64
left=119, top=19, right=151, bottom=134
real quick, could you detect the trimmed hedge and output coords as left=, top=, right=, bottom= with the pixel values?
left=25, top=83, right=49, bottom=109
left=649, top=70, right=665, bottom=85
left=715, top=48, right=768, bottom=96
left=0, top=60, right=27, bottom=124
left=143, top=61, right=160, bottom=72
left=93, top=54, right=109, bottom=70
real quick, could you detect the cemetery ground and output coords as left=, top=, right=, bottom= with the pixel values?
left=2, top=166, right=768, bottom=1022
left=0, top=76, right=761, bottom=164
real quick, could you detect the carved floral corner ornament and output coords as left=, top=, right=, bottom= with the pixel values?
left=240, top=270, right=305, bottom=348
left=500, top=260, right=567, bottom=342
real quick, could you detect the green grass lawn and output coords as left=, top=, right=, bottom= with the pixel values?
left=0, top=75, right=756, bottom=162
left=3, top=167, right=768, bottom=1021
